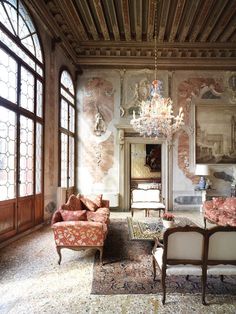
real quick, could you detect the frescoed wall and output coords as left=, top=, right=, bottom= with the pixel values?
left=77, top=69, right=236, bottom=209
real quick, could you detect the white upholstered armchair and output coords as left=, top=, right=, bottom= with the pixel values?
left=152, top=226, right=206, bottom=305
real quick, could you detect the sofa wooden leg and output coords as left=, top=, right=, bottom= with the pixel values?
left=220, top=275, right=224, bottom=282
left=57, top=247, right=62, bottom=265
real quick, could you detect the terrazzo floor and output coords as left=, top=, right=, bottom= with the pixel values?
left=0, top=210, right=235, bottom=314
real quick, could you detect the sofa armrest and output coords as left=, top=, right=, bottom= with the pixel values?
left=102, top=199, right=110, bottom=208
left=51, top=209, right=63, bottom=225
left=52, top=221, right=107, bottom=246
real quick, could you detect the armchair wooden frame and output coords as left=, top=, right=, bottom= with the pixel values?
left=152, top=226, right=206, bottom=305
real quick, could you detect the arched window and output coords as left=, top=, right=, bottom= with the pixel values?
left=0, top=0, right=44, bottom=240
left=59, top=70, right=75, bottom=191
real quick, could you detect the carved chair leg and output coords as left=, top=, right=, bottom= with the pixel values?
left=153, top=256, right=156, bottom=280
left=162, top=267, right=166, bottom=305
left=57, top=247, right=62, bottom=265
left=99, top=247, right=103, bottom=265
left=202, top=269, right=207, bottom=305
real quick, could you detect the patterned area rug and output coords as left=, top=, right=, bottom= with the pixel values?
left=127, top=216, right=197, bottom=241
left=92, top=219, right=236, bottom=295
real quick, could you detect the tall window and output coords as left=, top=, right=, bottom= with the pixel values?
left=0, top=0, right=44, bottom=237
left=59, top=70, right=75, bottom=189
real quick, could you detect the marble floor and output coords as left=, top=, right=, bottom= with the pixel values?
left=0, top=210, right=235, bottom=314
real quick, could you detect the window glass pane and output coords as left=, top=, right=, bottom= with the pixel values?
left=0, top=3, right=14, bottom=34
left=19, top=116, right=34, bottom=196
left=0, top=47, right=17, bottom=103
left=35, top=123, right=42, bottom=194
left=4, top=2, right=17, bottom=34
left=61, top=87, right=74, bottom=104
left=0, top=30, right=37, bottom=73
left=60, top=99, right=68, bottom=129
left=69, top=105, right=75, bottom=133
left=0, top=1, right=43, bottom=64
left=20, top=66, right=34, bottom=112
left=36, top=80, right=43, bottom=117
left=33, top=33, right=42, bottom=63
left=61, top=71, right=74, bottom=95
left=61, top=133, right=68, bottom=188
left=0, top=106, right=16, bottom=200
left=69, top=136, right=74, bottom=187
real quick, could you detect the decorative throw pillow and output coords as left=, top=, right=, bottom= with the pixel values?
left=86, top=211, right=108, bottom=223
left=61, top=194, right=82, bottom=211
left=60, top=209, right=87, bottom=221
left=80, top=194, right=103, bottom=211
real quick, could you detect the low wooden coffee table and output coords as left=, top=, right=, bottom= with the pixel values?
left=127, top=216, right=197, bottom=241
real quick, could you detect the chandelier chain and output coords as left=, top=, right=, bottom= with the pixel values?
left=130, top=0, right=184, bottom=141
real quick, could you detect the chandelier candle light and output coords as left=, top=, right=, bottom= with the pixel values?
left=130, top=1, right=184, bottom=140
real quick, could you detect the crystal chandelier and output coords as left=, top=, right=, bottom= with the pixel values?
left=130, top=2, right=184, bottom=141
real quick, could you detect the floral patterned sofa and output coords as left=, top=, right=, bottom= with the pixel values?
left=51, top=194, right=110, bottom=264
left=203, top=197, right=236, bottom=227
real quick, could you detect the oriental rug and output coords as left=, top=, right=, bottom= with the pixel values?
left=92, top=219, right=236, bottom=295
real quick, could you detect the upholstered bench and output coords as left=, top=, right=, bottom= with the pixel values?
left=130, top=188, right=165, bottom=217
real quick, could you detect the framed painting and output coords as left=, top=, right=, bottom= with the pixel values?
left=145, top=144, right=161, bottom=172
left=195, top=104, right=236, bottom=164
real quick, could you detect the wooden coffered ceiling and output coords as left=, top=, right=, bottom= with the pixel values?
left=27, top=0, right=236, bottom=69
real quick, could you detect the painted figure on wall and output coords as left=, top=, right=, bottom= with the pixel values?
left=94, top=109, right=106, bottom=136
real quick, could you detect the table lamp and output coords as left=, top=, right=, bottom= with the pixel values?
left=195, top=164, right=209, bottom=189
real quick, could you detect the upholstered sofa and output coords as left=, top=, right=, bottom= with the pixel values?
left=203, top=197, right=236, bottom=227
left=51, top=194, right=110, bottom=264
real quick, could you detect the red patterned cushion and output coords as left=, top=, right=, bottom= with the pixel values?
left=86, top=211, right=108, bottom=223
left=60, top=209, right=87, bottom=221
left=61, top=194, right=82, bottom=211
left=80, top=194, right=103, bottom=211
left=212, top=197, right=225, bottom=208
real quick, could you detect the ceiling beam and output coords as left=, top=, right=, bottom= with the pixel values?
left=169, top=0, right=186, bottom=42
left=103, top=0, right=120, bottom=41
left=121, top=0, right=131, bottom=41
left=93, top=0, right=110, bottom=40
left=199, top=0, right=229, bottom=42
left=189, top=0, right=215, bottom=42
left=57, top=0, right=88, bottom=41
left=179, top=0, right=201, bottom=41
left=134, top=0, right=142, bottom=41
left=158, top=0, right=171, bottom=42
left=75, top=0, right=99, bottom=40
left=209, top=1, right=236, bottom=42
left=146, top=0, right=156, bottom=41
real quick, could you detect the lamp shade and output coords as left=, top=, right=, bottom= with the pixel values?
left=195, top=164, right=209, bottom=176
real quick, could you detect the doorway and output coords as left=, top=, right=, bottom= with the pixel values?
left=130, top=143, right=161, bottom=190
left=119, top=135, right=169, bottom=211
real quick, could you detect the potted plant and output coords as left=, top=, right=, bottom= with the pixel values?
left=162, top=212, right=175, bottom=228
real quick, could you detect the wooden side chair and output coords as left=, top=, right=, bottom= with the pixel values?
left=152, top=226, right=206, bottom=305
left=130, top=188, right=165, bottom=217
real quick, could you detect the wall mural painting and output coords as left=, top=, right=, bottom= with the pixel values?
left=82, top=77, right=115, bottom=182
left=177, top=77, right=225, bottom=181
left=196, top=105, right=236, bottom=164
